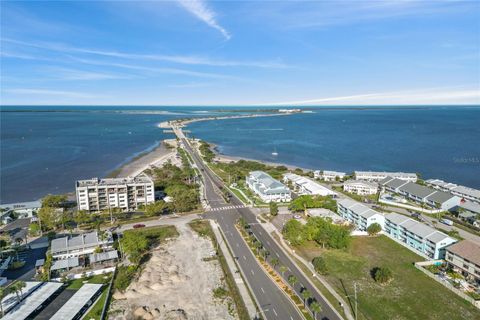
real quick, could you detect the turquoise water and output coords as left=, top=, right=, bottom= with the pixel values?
left=1, top=106, right=479, bottom=203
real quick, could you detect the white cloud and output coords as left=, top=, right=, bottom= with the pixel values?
left=177, top=0, right=231, bottom=40
left=264, top=87, right=480, bottom=106
left=4, top=88, right=102, bottom=99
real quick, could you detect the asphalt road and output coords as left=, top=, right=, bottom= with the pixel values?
left=180, top=133, right=342, bottom=320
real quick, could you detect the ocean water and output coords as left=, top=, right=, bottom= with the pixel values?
left=1, top=106, right=479, bottom=203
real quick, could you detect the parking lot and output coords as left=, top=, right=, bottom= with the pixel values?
left=2, top=246, right=48, bottom=281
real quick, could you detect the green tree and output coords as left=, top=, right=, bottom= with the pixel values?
left=269, top=202, right=279, bottom=216
left=144, top=201, right=167, bottom=217
left=367, top=223, right=382, bottom=236
left=41, top=194, right=67, bottom=208
left=373, top=267, right=393, bottom=284
left=271, top=258, right=279, bottom=269
left=288, top=275, right=298, bottom=288
left=38, top=207, right=56, bottom=231
left=310, top=301, right=322, bottom=317
left=301, top=288, right=312, bottom=305
left=74, top=210, right=90, bottom=226
left=10, top=281, right=26, bottom=303
left=121, top=231, right=149, bottom=264
left=29, top=223, right=41, bottom=236
left=283, top=219, right=306, bottom=246
left=312, top=256, right=328, bottom=275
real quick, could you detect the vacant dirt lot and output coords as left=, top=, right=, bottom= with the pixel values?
left=110, top=220, right=236, bottom=320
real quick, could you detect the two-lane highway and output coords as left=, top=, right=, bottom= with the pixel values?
left=177, top=131, right=343, bottom=320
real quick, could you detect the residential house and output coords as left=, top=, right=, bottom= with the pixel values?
left=343, top=180, right=378, bottom=195
left=354, top=171, right=417, bottom=182
left=426, top=179, right=480, bottom=204
left=313, top=170, right=346, bottom=182
left=283, top=173, right=337, bottom=196
left=50, top=231, right=113, bottom=260
left=445, top=240, right=480, bottom=283
left=246, top=171, right=291, bottom=203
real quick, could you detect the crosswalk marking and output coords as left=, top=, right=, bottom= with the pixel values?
left=206, top=205, right=246, bottom=212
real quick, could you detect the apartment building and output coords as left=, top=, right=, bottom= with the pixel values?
left=445, top=240, right=480, bottom=283
left=76, top=174, right=154, bottom=212
left=343, top=180, right=378, bottom=195
left=354, top=171, right=417, bottom=182
left=384, top=212, right=456, bottom=259
left=337, top=198, right=385, bottom=231
left=283, top=173, right=336, bottom=196
left=246, top=171, right=291, bottom=203
left=380, top=178, right=461, bottom=210
left=51, top=231, right=114, bottom=260
left=313, top=170, right=346, bottom=182
left=426, top=179, right=480, bottom=204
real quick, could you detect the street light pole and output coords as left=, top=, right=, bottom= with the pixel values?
left=354, top=282, right=358, bottom=320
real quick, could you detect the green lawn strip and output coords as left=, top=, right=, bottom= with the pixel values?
left=83, top=285, right=109, bottom=320
left=189, top=219, right=250, bottom=320
left=270, top=233, right=347, bottom=318
left=67, top=273, right=112, bottom=290
left=295, top=235, right=480, bottom=320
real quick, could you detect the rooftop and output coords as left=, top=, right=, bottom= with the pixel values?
left=452, top=185, right=480, bottom=199
left=398, top=182, right=436, bottom=199
left=446, top=240, right=480, bottom=266
left=249, top=171, right=289, bottom=192
left=284, top=173, right=336, bottom=195
left=425, top=190, right=457, bottom=204
left=76, top=173, right=153, bottom=188
left=50, top=284, right=103, bottom=320
left=355, top=171, right=417, bottom=178
left=338, top=199, right=382, bottom=219
left=385, top=212, right=412, bottom=225
left=380, top=177, right=409, bottom=189
left=344, top=180, right=378, bottom=188
left=385, top=213, right=453, bottom=244
left=51, top=257, right=80, bottom=271
left=89, top=250, right=118, bottom=263
left=51, top=231, right=111, bottom=254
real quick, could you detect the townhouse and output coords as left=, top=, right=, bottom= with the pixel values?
left=337, top=198, right=385, bottom=231
left=445, top=240, right=480, bottom=283
left=343, top=180, right=378, bottom=195
left=384, top=212, right=456, bottom=259
left=283, top=173, right=337, bottom=196
left=380, top=177, right=461, bottom=210
left=426, top=179, right=480, bottom=204
left=354, top=171, right=417, bottom=182
left=246, top=171, right=291, bottom=203
left=50, top=231, right=114, bottom=260
left=313, top=170, right=346, bottom=182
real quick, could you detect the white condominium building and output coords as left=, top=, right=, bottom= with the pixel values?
left=246, top=171, right=291, bottom=203
left=354, top=171, right=417, bottom=182
left=343, top=180, right=378, bottom=195
left=337, top=198, right=385, bottom=231
left=313, top=170, right=347, bottom=181
left=426, top=179, right=480, bottom=204
left=76, top=174, right=154, bottom=212
left=283, top=173, right=337, bottom=196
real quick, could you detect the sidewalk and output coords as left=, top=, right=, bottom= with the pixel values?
left=209, top=220, right=257, bottom=319
left=264, top=222, right=354, bottom=320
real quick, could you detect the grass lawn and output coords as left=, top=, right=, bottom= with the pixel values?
left=67, top=273, right=112, bottom=289
left=83, top=285, right=109, bottom=320
left=295, top=235, right=480, bottom=320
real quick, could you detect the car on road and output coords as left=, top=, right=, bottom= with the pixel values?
left=411, top=212, right=421, bottom=219
left=440, top=218, right=454, bottom=226
left=133, top=224, right=146, bottom=229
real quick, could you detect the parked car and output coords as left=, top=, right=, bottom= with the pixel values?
left=293, top=214, right=302, bottom=219
left=411, top=213, right=421, bottom=219
left=440, top=219, right=454, bottom=226
left=133, top=224, right=146, bottom=229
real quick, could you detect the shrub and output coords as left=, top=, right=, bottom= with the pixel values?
left=312, top=256, right=328, bottom=275
left=114, top=265, right=138, bottom=292
left=372, top=267, right=393, bottom=284
left=367, top=223, right=382, bottom=236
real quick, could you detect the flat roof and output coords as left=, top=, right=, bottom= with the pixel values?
left=76, top=173, right=153, bottom=188
left=380, top=177, right=409, bottom=189
left=1, top=281, right=41, bottom=314
left=284, top=173, right=336, bottom=195
left=89, top=250, right=118, bottom=263
left=344, top=180, right=378, bottom=188
left=51, top=231, right=111, bottom=254
left=3, top=282, right=63, bottom=320
left=51, top=257, right=80, bottom=271
left=425, top=190, right=457, bottom=204
left=50, top=284, right=103, bottom=320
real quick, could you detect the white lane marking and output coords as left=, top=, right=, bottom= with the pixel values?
left=250, top=269, right=255, bottom=275
left=273, top=308, right=278, bottom=316
left=259, top=231, right=262, bottom=235
left=290, top=316, right=294, bottom=320
left=267, top=241, right=270, bottom=246
left=275, top=252, right=279, bottom=257
left=243, top=255, right=246, bottom=260
left=261, top=287, right=265, bottom=293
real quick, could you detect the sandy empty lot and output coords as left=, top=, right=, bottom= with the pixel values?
left=110, top=221, right=236, bottom=320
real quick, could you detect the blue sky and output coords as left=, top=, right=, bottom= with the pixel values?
left=1, top=0, right=479, bottom=106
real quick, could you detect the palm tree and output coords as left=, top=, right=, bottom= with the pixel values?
left=288, top=275, right=298, bottom=289
left=310, top=301, right=322, bottom=318
left=301, top=288, right=312, bottom=305
left=280, top=265, right=288, bottom=278
left=15, top=281, right=26, bottom=301
left=10, top=282, right=21, bottom=303
left=271, top=258, right=279, bottom=269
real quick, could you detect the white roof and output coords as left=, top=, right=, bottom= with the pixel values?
left=344, top=180, right=378, bottom=188
left=338, top=199, right=382, bottom=219
left=50, top=284, right=103, bottom=320
left=89, top=250, right=118, bottom=263
left=1, top=281, right=41, bottom=314
left=284, top=173, right=336, bottom=196
left=3, top=282, right=63, bottom=320
left=51, top=257, right=80, bottom=271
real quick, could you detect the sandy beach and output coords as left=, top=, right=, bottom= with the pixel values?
left=114, top=139, right=180, bottom=178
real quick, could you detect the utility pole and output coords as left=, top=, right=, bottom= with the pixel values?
left=354, top=282, right=358, bottom=320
